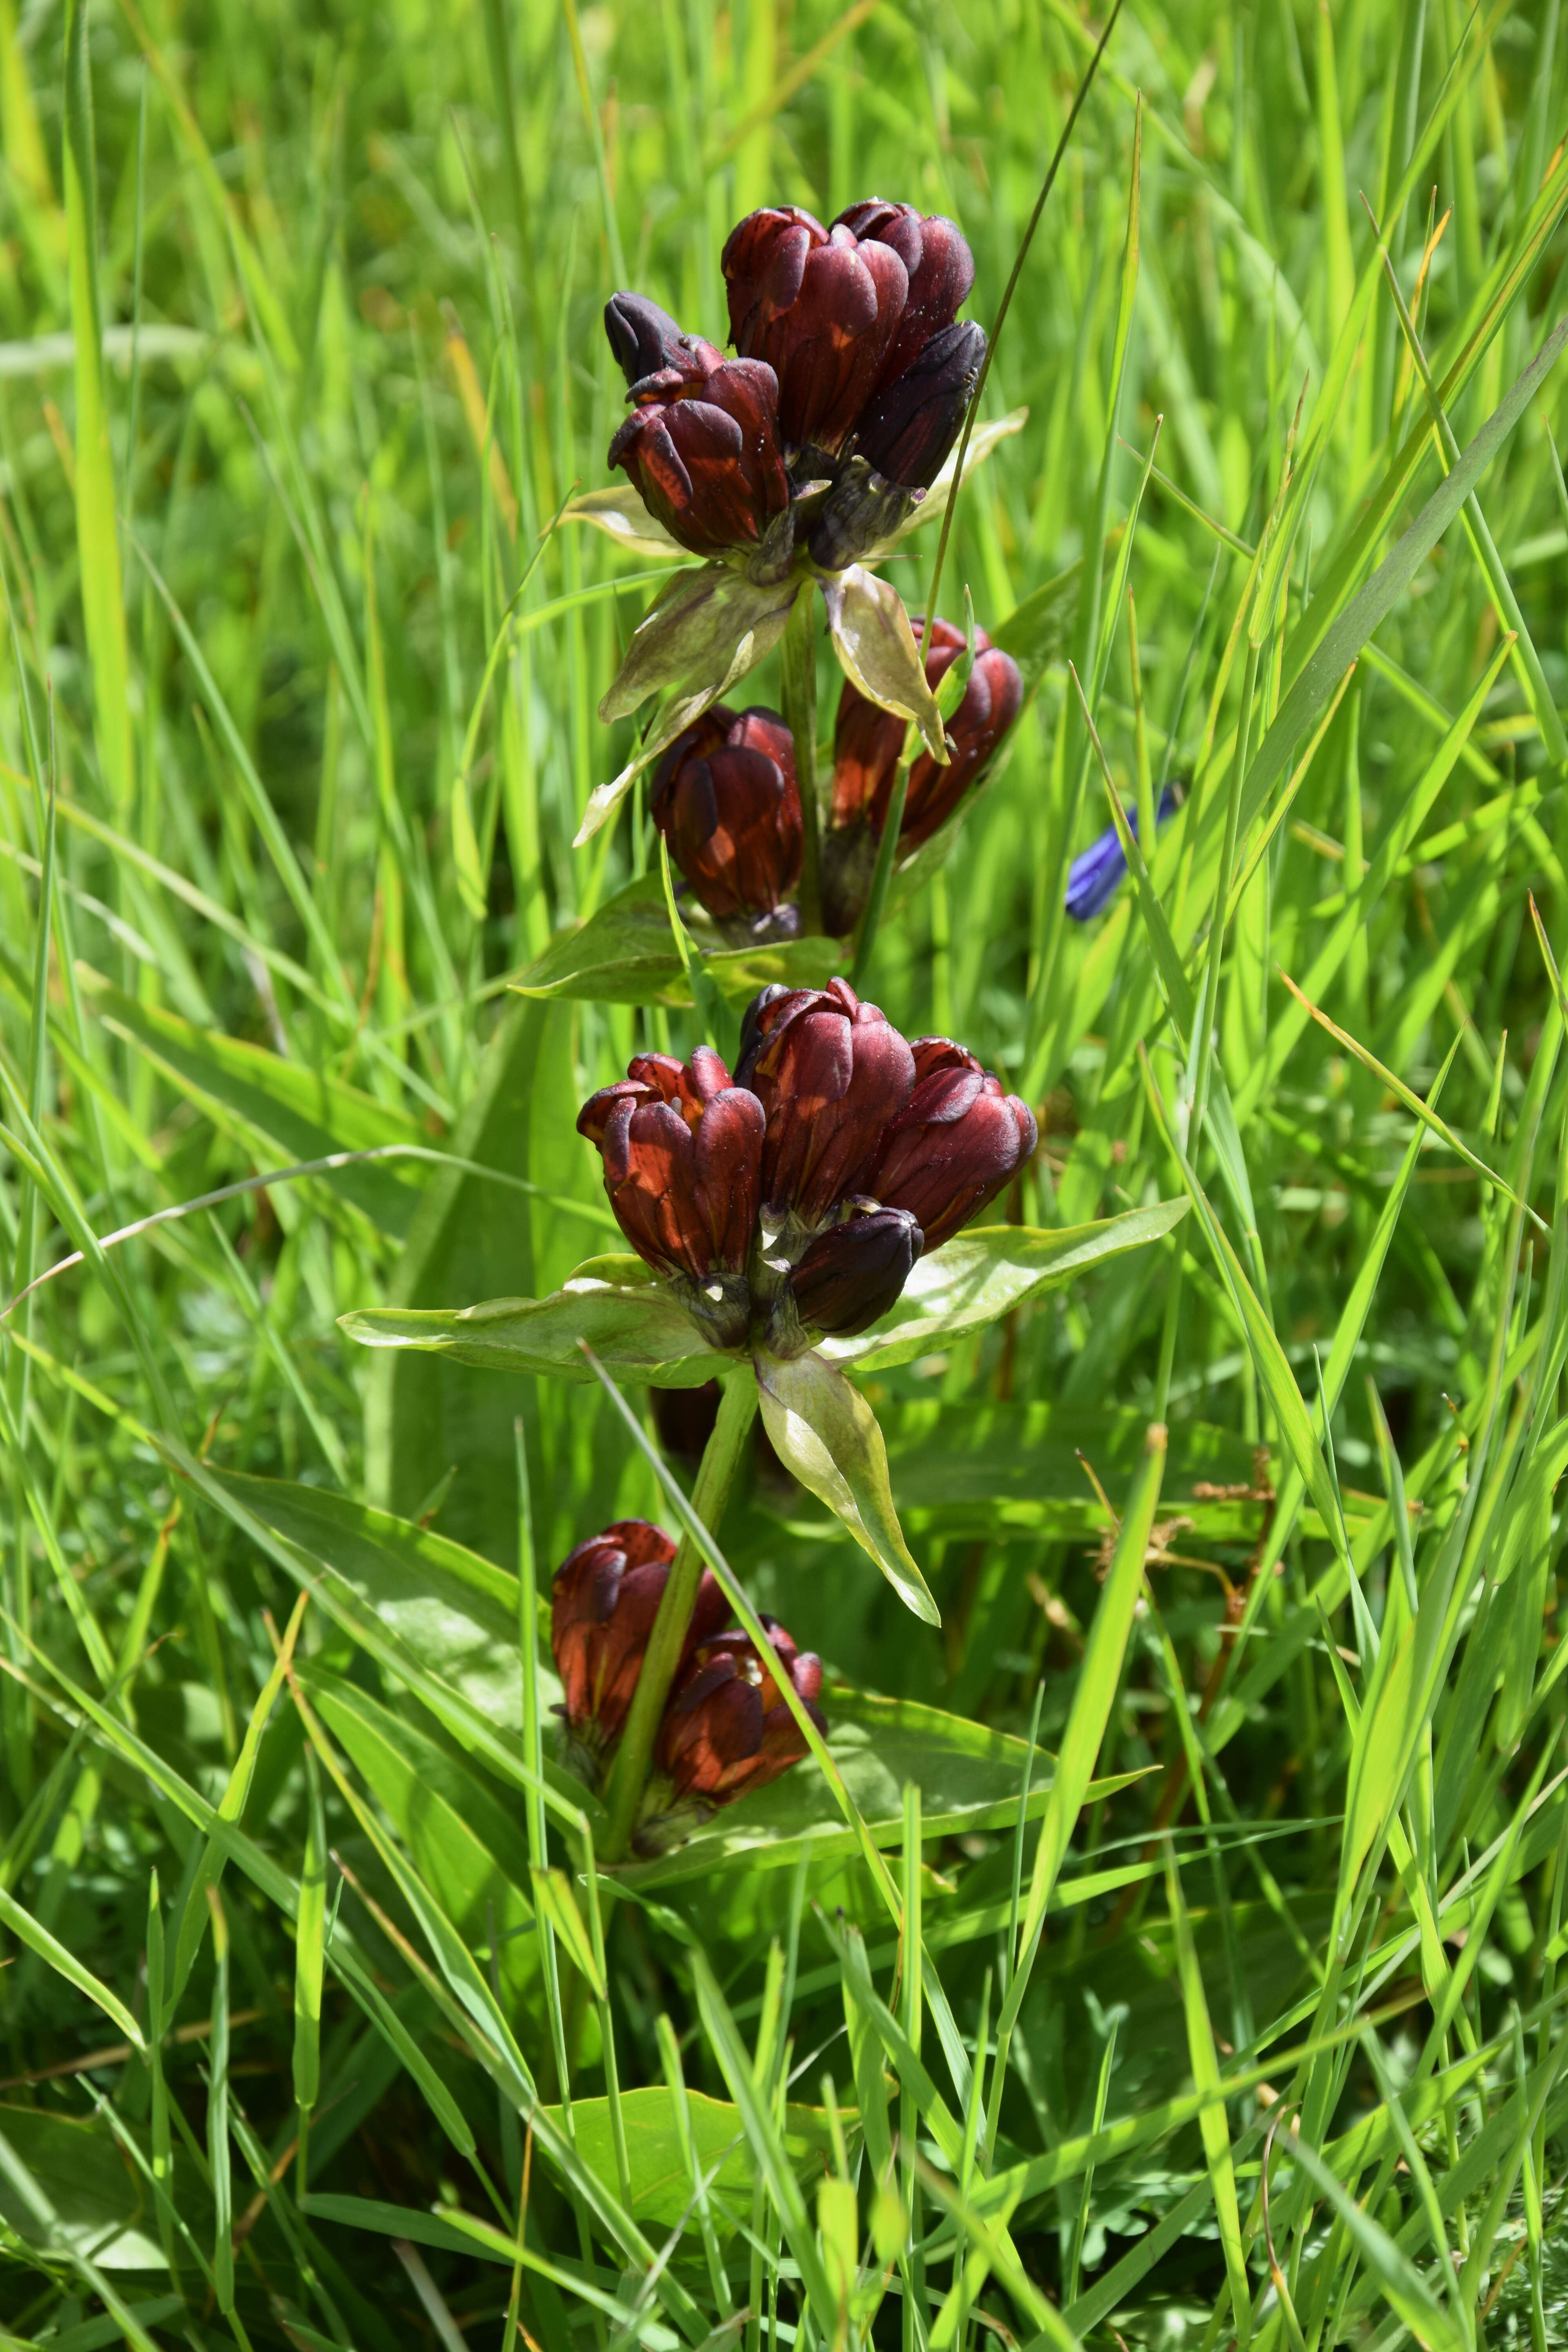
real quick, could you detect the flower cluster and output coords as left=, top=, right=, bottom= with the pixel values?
left=651, top=621, right=1022, bottom=936
left=578, top=980, right=1037, bottom=1357
left=607, top=199, right=984, bottom=579
left=552, top=1517, right=824, bottom=1852
left=650, top=704, right=802, bottom=936
left=824, top=615, right=1022, bottom=933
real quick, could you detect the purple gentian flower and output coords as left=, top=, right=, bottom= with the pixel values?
left=1065, top=784, right=1182, bottom=921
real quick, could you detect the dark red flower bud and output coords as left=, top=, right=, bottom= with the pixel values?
left=722, top=206, right=908, bottom=456
left=853, top=319, right=986, bottom=490
left=651, top=705, right=802, bottom=925
left=831, top=617, right=1022, bottom=853
left=604, top=293, right=724, bottom=392
left=734, top=977, right=915, bottom=1224
left=551, top=1519, right=729, bottom=1776
left=578, top=1047, right=765, bottom=1348
left=608, top=356, right=790, bottom=559
left=653, top=1618, right=824, bottom=1821
left=864, top=1038, right=1037, bottom=1250
left=831, top=203, right=977, bottom=394
left=786, top=1200, right=922, bottom=1339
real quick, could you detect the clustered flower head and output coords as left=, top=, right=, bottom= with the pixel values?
left=650, top=704, right=802, bottom=935
left=576, top=1045, right=764, bottom=1350
left=825, top=615, right=1022, bottom=933
left=650, top=620, right=1022, bottom=942
left=552, top=1517, right=824, bottom=1852
left=578, top=979, right=1037, bottom=1359
left=606, top=294, right=791, bottom=566
left=606, top=198, right=985, bottom=580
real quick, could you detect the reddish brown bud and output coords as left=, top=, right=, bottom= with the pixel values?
left=651, top=705, right=802, bottom=925
left=652, top=1619, right=824, bottom=1824
left=551, top=1520, right=729, bottom=1776
left=577, top=1047, right=765, bottom=1347
left=722, top=207, right=909, bottom=456
left=864, top=1039, right=1037, bottom=1250
left=853, top=319, right=985, bottom=490
left=831, top=203, right=977, bottom=395
left=786, top=1201, right=922, bottom=1339
left=604, top=293, right=724, bottom=392
left=830, top=616, right=1022, bottom=852
left=608, top=356, right=790, bottom=559
left=735, top=977, right=915, bottom=1223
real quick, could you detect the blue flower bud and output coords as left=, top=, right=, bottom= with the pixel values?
left=1065, top=784, right=1181, bottom=921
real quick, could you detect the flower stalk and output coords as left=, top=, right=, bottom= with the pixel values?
left=779, top=583, right=822, bottom=931
left=600, top=1369, right=760, bottom=1860
left=849, top=729, right=914, bottom=983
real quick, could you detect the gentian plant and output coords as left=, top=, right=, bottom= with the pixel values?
left=348, top=180, right=1185, bottom=1866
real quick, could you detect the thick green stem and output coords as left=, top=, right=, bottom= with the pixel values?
left=779, top=583, right=822, bottom=933
left=850, top=734, right=913, bottom=985
left=600, top=1370, right=760, bottom=1860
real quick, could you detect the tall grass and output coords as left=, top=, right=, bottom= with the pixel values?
left=2, top=0, right=1568, bottom=2343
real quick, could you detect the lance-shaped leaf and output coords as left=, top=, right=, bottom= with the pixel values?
left=599, top=564, right=797, bottom=724
left=562, top=483, right=688, bottom=561
left=822, top=1198, right=1188, bottom=1372
left=340, top=1255, right=729, bottom=1387
left=512, top=871, right=842, bottom=1005
left=823, top=565, right=948, bottom=763
left=579, top=569, right=799, bottom=845
left=754, top=1347, right=939, bottom=1625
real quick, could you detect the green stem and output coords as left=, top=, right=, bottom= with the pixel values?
left=600, top=1370, right=760, bottom=1860
left=779, top=583, right=822, bottom=934
left=850, top=735, right=913, bottom=985
left=1187, top=634, right=1260, bottom=1159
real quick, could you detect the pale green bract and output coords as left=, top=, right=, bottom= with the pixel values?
left=341, top=1199, right=1187, bottom=1618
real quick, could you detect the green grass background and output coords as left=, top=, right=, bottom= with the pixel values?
left=3, top=0, right=1568, bottom=2341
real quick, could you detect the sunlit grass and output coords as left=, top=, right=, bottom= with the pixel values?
left=1, top=0, right=1567, bottom=2344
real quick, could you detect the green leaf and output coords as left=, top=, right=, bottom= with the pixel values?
left=529, top=1867, right=603, bottom=1998
left=301, top=1666, right=539, bottom=1988
left=1004, top=1422, right=1167, bottom=2029
left=62, top=0, right=131, bottom=810
left=754, top=1347, right=938, bottom=1623
left=363, top=997, right=601, bottom=1566
left=0, top=1884, right=144, bottom=2055
left=691, top=1953, right=839, bottom=2338
left=562, top=483, right=686, bottom=561
left=301, top=2192, right=682, bottom=2343
left=579, top=565, right=798, bottom=843
left=513, top=871, right=841, bottom=1006
left=199, top=1470, right=568, bottom=1770
left=292, top=1754, right=326, bottom=2112
left=1236, top=310, right=1568, bottom=844
left=534, top=2087, right=837, bottom=2232
left=626, top=1689, right=1140, bottom=1888
left=1283, top=2135, right=1468, bottom=2352
left=823, top=564, right=947, bottom=762
left=1164, top=1848, right=1251, bottom=2341
left=878, top=1396, right=1260, bottom=1542
left=343, top=1257, right=728, bottom=1387
left=825, top=1199, right=1189, bottom=1371
left=85, top=975, right=425, bottom=1235
left=0, top=2109, right=172, bottom=2271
